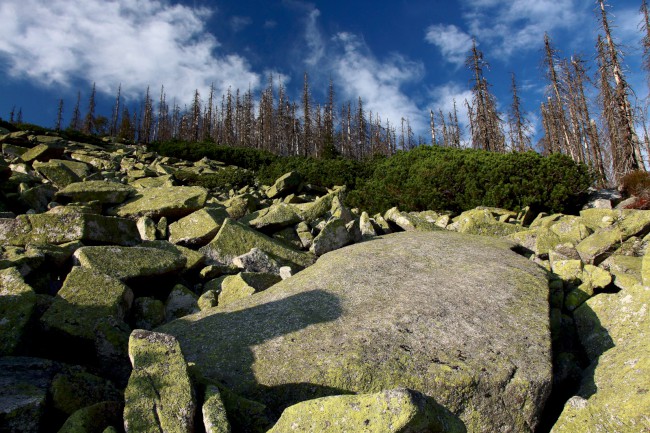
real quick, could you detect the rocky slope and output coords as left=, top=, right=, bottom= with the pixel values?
left=0, top=130, right=648, bottom=432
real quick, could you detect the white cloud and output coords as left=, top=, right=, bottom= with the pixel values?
left=425, top=24, right=474, bottom=67
left=0, top=0, right=261, bottom=104
left=461, top=0, right=589, bottom=59
left=230, top=16, right=252, bottom=32
left=331, top=32, right=426, bottom=133
left=305, top=9, right=325, bottom=66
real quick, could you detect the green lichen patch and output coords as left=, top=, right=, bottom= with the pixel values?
left=50, top=367, right=122, bottom=416
left=124, top=330, right=196, bottom=433
left=267, top=388, right=465, bottom=433
left=138, top=240, right=205, bottom=273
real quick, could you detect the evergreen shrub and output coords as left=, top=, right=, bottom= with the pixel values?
left=174, top=167, right=255, bottom=190
left=346, top=146, right=591, bottom=215
left=149, top=140, right=277, bottom=171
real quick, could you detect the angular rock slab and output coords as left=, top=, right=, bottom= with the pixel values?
left=55, top=180, right=137, bottom=205
left=124, top=330, right=196, bottom=433
left=554, top=284, right=650, bottom=432
left=199, top=218, right=315, bottom=270
left=40, top=267, right=133, bottom=342
left=161, top=231, right=552, bottom=432
left=0, top=267, right=36, bottom=355
left=73, top=246, right=186, bottom=282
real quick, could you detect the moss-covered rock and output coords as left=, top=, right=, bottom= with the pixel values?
left=553, top=284, right=650, bottom=432
left=57, top=401, right=123, bottom=433
left=40, top=267, right=133, bottom=342
left=20, top=142, right=65, bottom=163
left=133, top=297, right=166, bottom=330
left=161, top=231, right=551, bottom=432
left=26, top=213, right=140, bottom=246
left=218, top=272, right=282, bottom=307
left=138, top=240, right=205, bottom=273
left=0, top=215, right=32, bottom=246
left=73, top=246, right=186, bottom=282
left=50, top=367, right=121, bottom=416
left=578, top=208, right=620, bottom=230
left=266, top=171, right=303, bottom=199
left=32, top=160, right=81, bottom=188
left=576, top=227, right=624, bottom=265
left=168, top=207, right=229, bottom=247
left=239, top=203, right=302, bottom=232
left=165, top=284, right=199, bottom=322
left=267, top=388, right=465, bottom=433
left=310, top=218, right=350, bottom=256
left=0, top=246, right=45, bottom=277
left=0, top=267, right=36, bottom=355
left=111, top=186, right=208, bottom=219
left=199, top=219, right=315, bottom=271
left=601, top=254, right=643, bottom=290
left=124, top=330, right=196, bottom=433
left=452, top=208, right=523, bottom=238
left=55, top=180, right=136, bottom=205
left=384, top=207, right=417, bottom=231
left=202, top=385, right=231, bottom=433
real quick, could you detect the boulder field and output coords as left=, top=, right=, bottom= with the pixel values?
left=0, top=130, right=648, bottom=432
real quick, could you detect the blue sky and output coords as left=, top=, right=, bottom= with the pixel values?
left=0, top=0, right=646, bottom=145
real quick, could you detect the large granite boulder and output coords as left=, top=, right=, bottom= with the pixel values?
left=161, top=231, right=552, bottom=432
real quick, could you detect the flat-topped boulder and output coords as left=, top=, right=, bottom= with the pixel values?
left=110, top=186, right=208, bottom=219
left=73, top=246, right=186, bottom=282
left=161, top=230, right=552, bottom=432
left=55, top=180, right=137, bottom=205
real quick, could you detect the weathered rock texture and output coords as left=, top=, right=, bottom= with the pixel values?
left=161, top=230, right=552, bottom=432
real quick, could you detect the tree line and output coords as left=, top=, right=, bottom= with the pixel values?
left=7, top=0, right=650, bottom=186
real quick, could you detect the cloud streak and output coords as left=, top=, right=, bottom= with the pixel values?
left=461, top=0, right=589, bottom=59
left=331, top=32, right=426, bottom=132
left=425, top=24, right=474, bottom=67
left=0, top=0, right=260, bottom=104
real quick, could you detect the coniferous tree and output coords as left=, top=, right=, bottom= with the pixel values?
left=55, top=99, right=64, bottom=131
left=301, top=72, right=312, bottom=157
left=69, top=91, right=82, bottom=131
left=83, top=83, right=96, bottom=135
left=110, top=84, right=121, bottom=137
left=507, top=73, right=532, bottom=152
left=140, top=86, right=154, bottom=144
left=466, top=39, right=505, bottom=152
left=598, top=0, right=644, bottom=179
